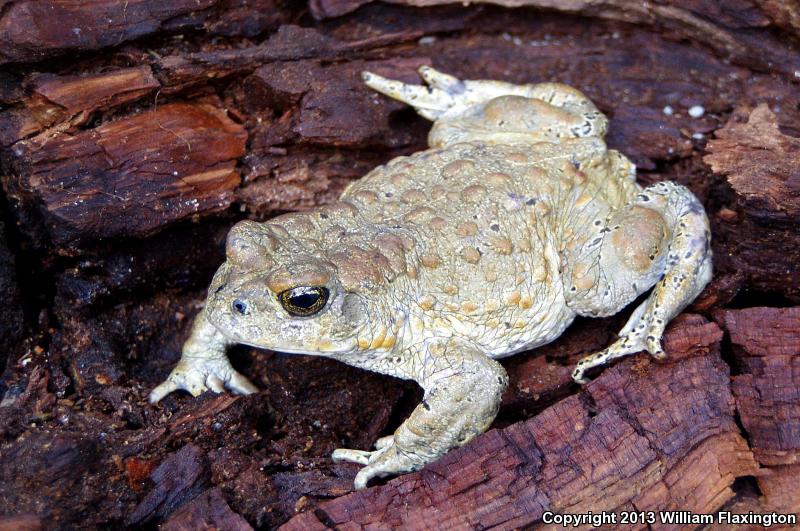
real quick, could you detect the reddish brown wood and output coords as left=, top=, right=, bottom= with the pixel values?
left=0, top=67, right=159, bottom=148
left=0, top=0, right=288, bottom=64
left=126, top=444, right=210, bottom=525
left=714, top=307, right=800, bottom=513
left=162, top=488, right=253, bottom=531
left=704, top=107, right=800, bottom=300
left=3, top=102, right=245, bottom=253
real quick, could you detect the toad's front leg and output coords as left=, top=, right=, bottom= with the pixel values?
left=149, top=308, right=258, bottom=404
left=333, top=339, right=508, bottom=489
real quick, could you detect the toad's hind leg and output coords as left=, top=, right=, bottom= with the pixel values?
left=363, top=66, right=608, bottom=147
left=567, top=181, right=712, bottom=383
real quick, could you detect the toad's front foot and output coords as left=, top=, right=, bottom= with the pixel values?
left=333, top=339, right=507, bottom=489
left=149, top=355, right=258, bottom=404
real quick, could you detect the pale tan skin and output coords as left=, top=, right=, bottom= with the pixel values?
left=150, top=67, right=712, bottom=489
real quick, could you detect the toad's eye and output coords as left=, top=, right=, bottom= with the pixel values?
left=232, top=299, right=249, bottom=315
left=279, top=286, right=329, bottom=317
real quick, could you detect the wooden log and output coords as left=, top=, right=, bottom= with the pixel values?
left=0, top=206, right=24, bottom=372
left=308, top=0, right=800, bottom=77
left=0, top=0, right=289, bottom=64
left=126, top=443, right=210, bottom=525
left=704, top=105, right=800, bottom=301
left=714, top=307, right=800, bottom=513
left=0, top=514, right=43, bottom=531
left=248, top=57, right=429, bottom=148
left=152, top=25, right=425, bottom=93
left=162, top=488, right=253, bottom=531
left=0, top=431, right=101, bottom=521
left=280, top=316, right=759, bottom=529
left=3, top=102, right=245, bottom=253
left=0, top=67, right=160, bottom=147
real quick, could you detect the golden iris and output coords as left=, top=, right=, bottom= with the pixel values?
left=279, top=286, right=329, bottom=316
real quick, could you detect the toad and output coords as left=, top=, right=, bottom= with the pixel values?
left=150, top=67, right=712, bottom=489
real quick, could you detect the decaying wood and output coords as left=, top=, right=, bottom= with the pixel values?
left=0, top=1, right=799, bottom=528
left=0, top=209, right=23, bottom=371
left=162, top=488, right=253, bottom=531
left=4, top=102, right=245, bottom=253
left=704, top=105, right=800, bottom=300
left=714, top=307, right=800, bottom=514
left=309, top=0, right=800, bottom=78
left=0, top=0, right=288, bottom=64
left=0, top=66, right=160, bottom=147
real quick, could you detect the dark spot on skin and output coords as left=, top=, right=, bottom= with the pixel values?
left=386, top=192, right=394, bottom=197
left=422, top=400, right=431, bottom=410
left=215, top=283, right=227, bottom=293
left=504, top=322, right=511, bottom=328
left=638, top=194, right=650, bottom=202
left=490, top=224, right=500, bottom=231
left=649, top=255, right=655, bottom=260
left=685, top=251, right=693, bottom=258
left=594, top=220, right=602, bottom=226
left=570, top=286, right=577, bottom=291
left=600, top=227, right=611, bottom=233
left=526, top=198, right=537, bottom=206
left=591, top=237, right=601, bottom=245
left=320, top=213, right=329, bottom=219
left=632, top=283, right=637, bottom=291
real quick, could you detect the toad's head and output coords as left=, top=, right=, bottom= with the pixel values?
left=206, top=219, right=374, bottom=356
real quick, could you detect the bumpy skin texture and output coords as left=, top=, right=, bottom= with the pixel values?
left=150, top=67, right=712, bottom=489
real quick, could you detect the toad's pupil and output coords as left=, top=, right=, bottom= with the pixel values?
left=289, top=292, right=320, bottom=309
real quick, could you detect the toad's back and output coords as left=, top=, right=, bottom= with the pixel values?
left=340, top=138, right=639, bottom=356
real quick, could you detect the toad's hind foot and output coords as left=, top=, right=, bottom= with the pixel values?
left=570, top=181, right=712, bottom=384
left=363, top=66, right=608, bottom=148
left=571, top=304, right=667, bottom=384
